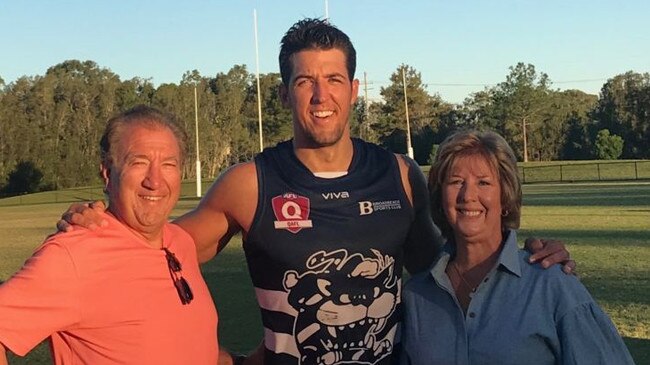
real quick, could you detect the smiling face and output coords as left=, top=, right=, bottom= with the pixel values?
left=442, top=154, right=503, bottom=244
left=281, top=48, right=359, bottom=148
left=102, top=122, right=181, bottom=242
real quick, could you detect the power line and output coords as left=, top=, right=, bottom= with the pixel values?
left=367, top=78, right=609, bottom=88
left=552, top=78, right=608, bottom=84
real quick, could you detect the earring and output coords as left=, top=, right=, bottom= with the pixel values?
left=501, top=209, right=509, bottom=217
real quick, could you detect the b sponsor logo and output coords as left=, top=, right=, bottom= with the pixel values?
left=359, top=201, right=374, bottom=215
left=272, top=193, right=313, bottom=233
left=358, top=200, right=402, bottom=216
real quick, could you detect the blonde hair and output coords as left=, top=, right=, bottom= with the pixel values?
left=428, top=130, right=522, bottom=237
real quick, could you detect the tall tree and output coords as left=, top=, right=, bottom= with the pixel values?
left=116, top=77, right=155, bottom=109
left=151, top=71, right=205, bottom=179
left=528, top=90, right=597, bottom=161
left=593, top=71, right=650, bottom=158
left=378, top=64, right=450, bottom=163
left=41, top=60, right=122, bottom=187
left=243, top=72, right=292, bottom=149
left=1, top=160, right=46, bottom=195
left=0, top=77, right=37, bottom=184
left=378, top=64, right=435, bottom=135
left=558, top=90, right=598, bottom=159
left=461, top=67, right=598, bottom=161
left=211, top=65, right=255, bottom=166
left=490, top=63, right=552, bottom=161
left=457, top=89, right=500, bottom=131
left=350, top=99, right=381, bottom=145
left=180, top=71, right=229, bottom=179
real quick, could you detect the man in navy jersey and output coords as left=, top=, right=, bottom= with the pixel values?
left=60, top=19, right=573, bottom=365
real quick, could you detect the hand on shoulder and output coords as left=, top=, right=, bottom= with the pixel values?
left=55, top=201, right=108, bottom=233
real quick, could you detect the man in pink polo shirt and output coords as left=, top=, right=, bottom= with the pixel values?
left=0, top=106, right=218, bottom=364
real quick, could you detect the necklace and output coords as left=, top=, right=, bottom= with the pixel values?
left=451, top=261, right=477, bottom=293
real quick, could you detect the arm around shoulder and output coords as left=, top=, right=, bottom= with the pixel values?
left=174, top=162, right=258, bottom=263
left=395, top=154, right=444, bottom=274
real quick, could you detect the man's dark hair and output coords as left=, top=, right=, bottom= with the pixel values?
left=100, top=105, right=188, bottom=168
left=279, top=18, right=357, bottom=85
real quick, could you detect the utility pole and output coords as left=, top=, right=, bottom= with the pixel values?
left=402, top=67, right=414, bottom=159
left=325, top=0, right=329, bottom=21
left=363, top=71, right=369, bottom=140
left=254, top=9, right=264, bottom=152
left=194, top=86, right=202, bottom=197
left=523, top=117, right=529, bottom=162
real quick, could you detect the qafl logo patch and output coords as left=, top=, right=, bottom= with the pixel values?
left=272, top=193, right=313, bottom=233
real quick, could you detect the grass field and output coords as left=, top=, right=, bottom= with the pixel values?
left=0, top=182, right=648, bottom=364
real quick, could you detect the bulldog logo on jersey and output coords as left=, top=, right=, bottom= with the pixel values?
left=283, top=249, right=399, bottom=365
left=272, top=193, right=313, bottom=233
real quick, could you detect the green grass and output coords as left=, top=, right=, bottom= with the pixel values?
left=519, top=182, right=650, bottom=363
left=1, top=183, right=648, bottom=364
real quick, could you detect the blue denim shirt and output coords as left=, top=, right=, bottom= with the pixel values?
left=399, top=230, right=635, bottom=365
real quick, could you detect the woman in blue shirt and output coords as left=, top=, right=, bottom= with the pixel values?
left=399, top=130, right=634, bottom=365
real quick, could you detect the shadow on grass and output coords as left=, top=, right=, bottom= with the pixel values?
left=624, top=337, right=650, bottom=365
left=523, top=185, right=650, bottom=206
left=628, top=209, right=650, bottom=213
left=580, top=275, right=650, bottom=306
left=519, top=228, right=650, bottom=248
left=525, top=211, right=650, bottom=219
left=524, top=194, right=650, bottom=206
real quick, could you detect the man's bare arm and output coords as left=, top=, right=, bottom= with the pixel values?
left=175, top=162, right=258, bottom=263
left=396, top=154, right=443, bottom=274
left=0, top=344, right=8, bottom=365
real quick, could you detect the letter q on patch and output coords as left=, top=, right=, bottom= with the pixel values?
left=272, top=193, right=313, bottom=233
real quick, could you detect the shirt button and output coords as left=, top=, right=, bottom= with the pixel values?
left=469, top=312, right=476, bottom=318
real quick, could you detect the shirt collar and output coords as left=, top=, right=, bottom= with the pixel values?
left=429, top=229, right=522, bottom=281
left=497, top=230, right=522, bottom=278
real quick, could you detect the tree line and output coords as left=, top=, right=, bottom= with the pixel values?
left=0, top=60, right=648, bottom=195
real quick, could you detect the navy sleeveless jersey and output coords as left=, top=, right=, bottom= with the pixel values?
left=245, top=138, right=414, bottom=365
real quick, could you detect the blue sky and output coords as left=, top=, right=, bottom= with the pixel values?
left=1, top=0, right=648, bottom=103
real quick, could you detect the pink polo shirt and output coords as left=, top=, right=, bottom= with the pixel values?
left=0, top=213, right=218, bottom=364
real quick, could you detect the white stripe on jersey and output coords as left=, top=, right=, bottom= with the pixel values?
left=264, top=328, right=300, bottom=357
left=255, top=287, right=298, bottom=316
